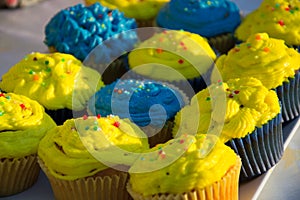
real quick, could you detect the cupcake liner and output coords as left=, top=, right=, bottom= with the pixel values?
left=38, top=158, right=132, bottom=200
left=127, top=156, right=241, bottom=200
left=0, top=155, right=40, bottom=197
left=141, top=120, right=174, bottom=148
left=208, top=33, right=236, bottom=55
left=275, top=70, right=300, bottom=123
left=226, top=113, right=283, bottom=182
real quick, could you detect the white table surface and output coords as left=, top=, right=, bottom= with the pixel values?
left=1, top=0, right=300, bottom=200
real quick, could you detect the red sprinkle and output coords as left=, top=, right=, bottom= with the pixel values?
left=234, top=90, right=240, bottom=94
left=178, top=59, right=184, bottom=64
left=83, top=115, right=88, bottom=120
left=0, top=93, right=4, bottom=97
left=255, top=35, right=262, bottom=40
left=263, top=47, right=270, bottom=52
left=20, top=104, right=26, bottom=110
left=278, top=20, right=285, bottom=26
left=156, top=48, right=163, bottom=54
left=228, top=94, right=234, bottom=98
left=97, top=114, right=101, bottom=119
left=113, top=121, right=120, bottom=128
left=33, top=74, right=39, bottom=81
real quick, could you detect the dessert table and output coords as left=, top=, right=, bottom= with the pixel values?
left=0, top=0, right=299, bottom=199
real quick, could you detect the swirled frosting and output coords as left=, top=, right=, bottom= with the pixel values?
left=44, top=3, right=137, bottom=61
left=0, top=52, right=104, bottom=110
left=215, top=33, right=300, bottom=89
left=85, top=0, right=169, bottom=20
left=129, top=134, right=239, bottom=195
left=172, top=77, right=280, bottom=143
left=235, top=0, right=300, bottom=45
left=0, top=92, right=56, bottom=158
left=38, top=115, right=149, bottom=180
left=88, top=79, right=186, bottom=127
left=128, top=30, right=217, bottom=81
left=156, top=0, right=241, bottom=38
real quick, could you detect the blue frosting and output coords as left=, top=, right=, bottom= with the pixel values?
left=44, top=3, right=137, bottom=61
left=88, top=79, right=186, bottom=127
left=156, top=0, right=241, bottom=38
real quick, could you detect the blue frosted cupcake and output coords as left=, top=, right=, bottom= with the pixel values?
left=172, top=77, right=283, bottom=181
left=88, top=79, right=188, bottom=147
left=156, top=0, right=241, bottom=54
left=44, top=3, right=138, bottom=84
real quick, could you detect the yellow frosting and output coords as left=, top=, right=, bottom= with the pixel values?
left=129, top=134, right=238, bottom=196
left=235, top=0, right=300, bottom=45
left=38, top=115, right=149, bottom=180
left=128, top=30, right=217, bottom=81
left=172, top=77, right=280, bottom=143
left=85, top=0, right=169, bottom=20
left=0, top=92, right=56, bottom=158
left=214, top=33, right=300, bottom=89
left=0, top=52, right=104, bottom=110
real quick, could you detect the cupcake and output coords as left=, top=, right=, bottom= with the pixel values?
left=235, top=0, right=300, bottom=51
left=127, top=29, right=217, bottom=97
left=127, top=134, right=242, bottom=200
left=214, top=32, right=300, bottom=122
left=0, top=92, right=56, bottom=196
left=38, top=115, right=149, bottom=200
left=155, top=0, right=241, bottom=54
left=172, top=77, right=283, bottom=181
left=0, top=52, right=104, bottom=125
left=88, top=79, right=188, bottom=147
left=85, top=0, right=170, bottom=27
left=44, top=3, right=138, bottom=84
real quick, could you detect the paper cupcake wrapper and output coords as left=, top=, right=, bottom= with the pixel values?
left=275, top=70, right=300, bottom=123
left=226, top=113, right=283, bottom=182
left=0, top=155, right=40, bottom=197
left=38, top=158, right=131, bottom=200
left=127, top=156, right=241, bottom=200
left=208, top=33, right=236, bottom=55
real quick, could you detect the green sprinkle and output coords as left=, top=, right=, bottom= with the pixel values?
left=45, top=67, right=51, bottom=72
left=29, top=70, right=34, bottom=75
left=0, top=111, right=4, bottom=116
left=45, top=60, right=49, bottom=65
left=61, top=58, right=65, bottom=62
left=206, top=97, right=211, bottom=101
left=93, top=126, right=98, bottom=131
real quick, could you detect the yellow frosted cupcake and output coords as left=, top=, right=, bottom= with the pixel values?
left=0, top=92, right=56, bottom=196
left=214, top=32, right=300, bottom=122
left=127, top=134, right=241, bottom=200
left=85, top=0, right=169, bottom=27
left=235, top=0, right=300, bottom=49
left=38, top=115, right=149, bottom=200
left=0, top=52, right=104, bottom=125
left=128, top=29, right=217, bottom=97
left=172, top=77, right=283, bottom=181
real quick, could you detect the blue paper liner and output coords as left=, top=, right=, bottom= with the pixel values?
left=275, top=70, right=300, bottom=123
left=226, top=113, right=283, bottom=182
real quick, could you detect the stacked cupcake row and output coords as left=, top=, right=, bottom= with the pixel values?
left=1, top=0, right=300, bottom=200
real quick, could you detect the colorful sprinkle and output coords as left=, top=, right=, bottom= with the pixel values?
left=278, top=20, right=285, bottom=26
left=156, top=48, right=163, bottom=54
left=0, top=93, right=4, bottom=98
left=97, top=114, right=101, bottom=119
left=179, top=139, right=185, bottom=144
left=113, top=121, right=120, bottom=128
left=29, top=70, right=35, bottom=75
left=228, top=93, right=234, bottom=98
left=33, top=57, right=38, bottom=61
left=45, top=60, right=49, bottom=65
left=206, top=97, right=211, bottom=101
left=83, top=114, right=88, bottom=120
left=263, top=47, right=270, bottom=52
left=0, top=111, right=4, bottom=116
left=33, top=74, right=39, bottom=81
left=255, top=34, right=261, bottom=40
left=234, top=90, right=240, bottom=94
left=20, top=103, right=26, bottom=110
left=178, top=59, right=184, bottom=64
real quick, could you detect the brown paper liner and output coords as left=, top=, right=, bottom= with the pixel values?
left=127, top=156, right=241, bottom=200
left=38, top=157, right=132, bottom=200
left=0, top=155, right=40, bottom=197
left=208, top=33, right=236, bottom=55
left=141, top=120, right=174, bottom=148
